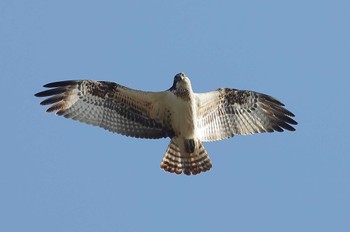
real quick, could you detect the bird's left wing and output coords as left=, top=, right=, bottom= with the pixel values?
left=195, top=88, right=297, bottom=142
left=35, top=80, right=172, bottom=139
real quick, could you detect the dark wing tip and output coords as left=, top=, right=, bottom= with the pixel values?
left=275, top=115, right=298, bottom=132
left=43, top=80, right=79, bottom=88
left=35, top=81, right=81, bottom=115
left=287, top=111, right=295, bottom=117
left=261, top=94, right=286, bottom=106
left=35, top=80, right=79, bottom=98
left=39, top=95, right=65, bottom=105
left=279, top=120, right=297, bottom=131
left=34, top=92, right=42, bottom=97
left=259, top=93, right=297, bottom=132
left=287, top=117, right=298, bottom=125
left=273, top=108, right=297, bottom=131
left=35, top=87, right=68, bottom=98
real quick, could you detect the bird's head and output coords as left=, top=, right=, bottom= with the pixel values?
left=170, top=72, right=193, bottom=92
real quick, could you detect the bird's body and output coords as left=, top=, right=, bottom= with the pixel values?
left=35, top=72, right=297, bottom=175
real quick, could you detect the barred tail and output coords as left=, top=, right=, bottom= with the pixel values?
left=160, top=139, right=212, bottom=175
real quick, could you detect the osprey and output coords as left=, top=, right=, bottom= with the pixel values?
left=35, top=72, right=297, bottom=175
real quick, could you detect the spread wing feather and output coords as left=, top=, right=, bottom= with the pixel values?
left=35, top=80, right=171, bottom=139
left=195, top=88, right=297, bottom=142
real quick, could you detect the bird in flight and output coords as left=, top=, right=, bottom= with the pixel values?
left=35, top=72, right=297, bottom=175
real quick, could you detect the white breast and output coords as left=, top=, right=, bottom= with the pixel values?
left=164, top=91, right=197, bottom=139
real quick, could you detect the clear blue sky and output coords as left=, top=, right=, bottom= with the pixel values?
left=1, top=0, right=349, bottom=231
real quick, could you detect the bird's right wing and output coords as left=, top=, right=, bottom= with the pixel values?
left=35, top=80, right=173, bottom=139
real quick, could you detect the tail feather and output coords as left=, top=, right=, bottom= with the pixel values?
left=160, top=139, right=212, bottom=175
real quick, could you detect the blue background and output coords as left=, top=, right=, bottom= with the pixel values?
left=1, top=0, right=349, bottom=231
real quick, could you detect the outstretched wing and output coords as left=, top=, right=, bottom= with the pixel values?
left=35, top=80, right=172, bottom=139
left=195, top=88, right=297, bottom=142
